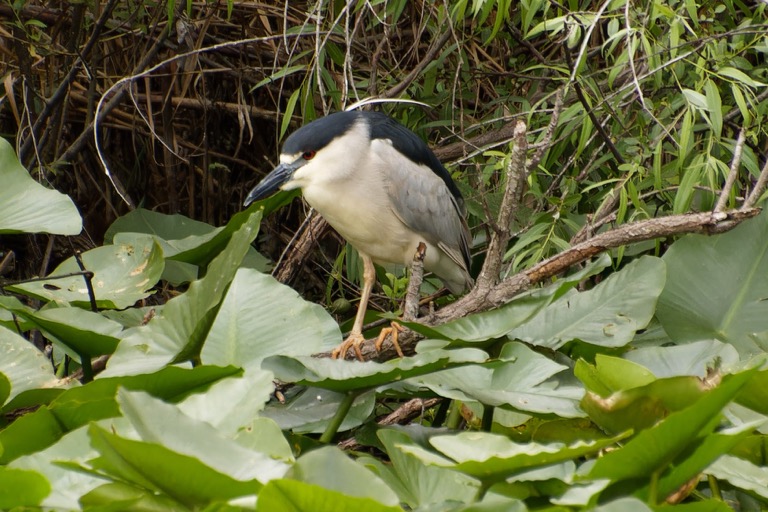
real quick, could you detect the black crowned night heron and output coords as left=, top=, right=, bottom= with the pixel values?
left=244, top=111, right=472, bottom=358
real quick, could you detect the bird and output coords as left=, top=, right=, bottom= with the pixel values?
left=244, top=110, right=472, bottom=359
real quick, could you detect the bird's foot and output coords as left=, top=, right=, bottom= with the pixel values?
left=375, top=321, right=405, bottom=358
left=332, top=332, right=366, bottom=361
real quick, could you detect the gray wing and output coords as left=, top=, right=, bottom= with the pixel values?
left=377, top=143, right=471, bottom=276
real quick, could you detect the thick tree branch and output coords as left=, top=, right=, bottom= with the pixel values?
left=326, top=207, right=761, bottom=361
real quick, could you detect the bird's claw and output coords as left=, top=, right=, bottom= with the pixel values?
left=375, top=321, right=405, bottom=358
left=332, top=332, right=366, bottom=361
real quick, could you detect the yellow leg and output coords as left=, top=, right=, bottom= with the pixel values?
left=332, top=253, right=376, bottom=361
left=375, top=321, right=405, bottom=358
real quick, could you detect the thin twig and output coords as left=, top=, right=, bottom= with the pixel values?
left=715, top=128, right=747, bottom=212
left=403, top=242, right=426, bottom=322
left=18, top=0, right=119, bottom=163
left=529, top=88, right=564, bottom=172
left=743, top=157, right=768, bottom=209
left=380, top=30, right=452, bottom=99
left=337, top=397, right=442, bottom=450
left=72, top=250, right=98, bottom=313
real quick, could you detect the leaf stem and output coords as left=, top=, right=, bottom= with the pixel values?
left=708, top=475, right=723, bottom=501
left=319, top=391, right=358, bottom=444
left=481, top=404, right=494, bottom=432
left=648, top=470, right=660, bottom=506
left=446, top=400, right=463, bottom=429
left=79, top=352, right=93, bottom=383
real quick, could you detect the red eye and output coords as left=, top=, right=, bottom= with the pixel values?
left=302, top=150, right=316, bottom=160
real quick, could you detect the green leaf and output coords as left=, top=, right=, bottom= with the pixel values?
left=637, top=422, right=760, bottom=503
left=101, top=210, right=261, bottom=377
left=707, top=454, right=768, bottom=499
left=289, top=446, right=399, bottom=506
left=7, top=238, right=165, bottom=309
left=575, top=355, right=656, bottom=397
left=718, top=66, right=766, bottom=88
left=88, top=424, right=261, bottom=507
left=177, top=368, right=276, bottom=438
left=0, top=137, right=81, bottom=235
left=400, top=430, right=624, bottom=482
left=368, top=429, right=480, bottom=508
left=0, top=466, right=50, bottom=508
left=579, top=370, right=730, bottom=435
left=12, top=306, right=123, bottom=357
left=262, top=346, right=487, bottom=392
left=262, top=387, right=375, bottom=434
left=47, top=365, right=242, bottom=431
left=202, top=268, right=340, bottom=369
left=657, top=210, right=768, bottom=357
left=0, top=407, right=65, bottom=464
left=257, top=479, right=401, bottom=512
left=404, top=342, right=584, bottom=417
left=0, top=326, right=60, bottom=406
left=623, top=340, right=740, bottom=378
left=80, top=482, right=188, bottom=512
left=432, top=254, right=611, bottom=343
left=704, top=78, right=722, bottom=138
left=116, top=389, right=290, bottom=483
left=9, top=423, right=105, bottom=510
left=108, top=207, right=271, bottom=273
left=735, top=368, right=768, bottom=415
left=508, top=256, right=666, bottom=349
left=588, top=368, right=756, bottom=481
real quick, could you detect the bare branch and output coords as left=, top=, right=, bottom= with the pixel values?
left=322, top=207, right=761, bottom=361
left=744, top=156, right=768, bottom=210
left=715, top=128, right=747, bottom=212
left=403, top=243, right=426, bottom=322
left=473, top=121, right=528, bottom=291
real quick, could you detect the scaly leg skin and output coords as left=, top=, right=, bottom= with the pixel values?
left=332, top=253, right=376, bottom=361
left=375, top=321, right=405, bottom=358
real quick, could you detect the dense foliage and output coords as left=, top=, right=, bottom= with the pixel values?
left=1, top=0, right=768, bottom=510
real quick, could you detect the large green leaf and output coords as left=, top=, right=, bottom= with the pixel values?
left=411, top=254, right=611, bottom=343
left=635, top=422, right=760, bottom=503
left=0, top=466, right=50, bottom=508
left=707, top=454, right=768, bottom=499
left=202, top=268, right=340, bottom=369
left=588, top=368, right=756, bottom=482
left=177, top=368, right=276, bottom=438
left=10, top=305, right=123, bottom=357
left=262, top=346, right=488, bottom=392
left=657, top=210, right=768, bottom=356
left=261, top=387, right=376, bottom=434
left=0, top=137, right=81, bottom=235
left=116, top=389, right=290, bottom=483
left=578, top=356, right=738, bottom=434
left=0, top=407, right=64, bottom=464
left=108, top=207, right=271, bottom=270
left=402, top=342, right=584, bottom=417
left=87, top=424, right=261, bottom=507
left=8, top=423, right=105, bottom=510
left=256, top=479, right=401, bottom=512
left=622, top=340, right=740, bottom=378
left=288, top=446, right=399, bottom=506
left=2, top=366, right=241, bottom=461
left=7, top=238, right=164, bottom=309
left=399, top=430, right=623, bottom=483
left=508, top=256, right=666, bottom=349
left=107, top=208, right=270, bottom=285
left=0, top=326, right=62, bottom=406
left=100, top=210, right=261, bottom=377
left=364, top=429, right=480, bottom=508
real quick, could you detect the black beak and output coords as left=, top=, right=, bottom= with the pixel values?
left=243, top=162, right=301, bottom=207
